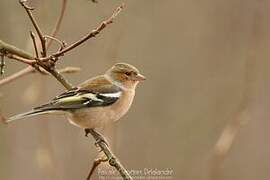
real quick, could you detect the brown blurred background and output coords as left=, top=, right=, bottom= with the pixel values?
left=1, top=0, right=270, bottom=180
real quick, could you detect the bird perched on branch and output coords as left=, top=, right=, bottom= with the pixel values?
left=7, top=63, right=146, bottom=135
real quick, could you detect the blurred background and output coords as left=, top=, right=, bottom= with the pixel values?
left=1, top=0, right=270, bottom=179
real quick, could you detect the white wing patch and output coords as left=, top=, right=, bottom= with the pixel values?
left=80, top=93, right=103, bottom=102
left=99, top=91, right=122, bottom=98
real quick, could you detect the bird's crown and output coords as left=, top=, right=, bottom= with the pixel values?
left=110, top=63, right=139, bottom=74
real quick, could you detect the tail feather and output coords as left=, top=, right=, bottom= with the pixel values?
left=7, top=110, right=48, bottom=123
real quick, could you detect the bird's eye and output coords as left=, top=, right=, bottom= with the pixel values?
left=125, top=72, right=132, bottom=76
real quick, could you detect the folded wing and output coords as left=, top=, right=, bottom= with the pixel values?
left=34, top=87, right=121, bottom=111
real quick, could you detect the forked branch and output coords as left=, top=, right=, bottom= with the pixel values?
left=19, top=0, right=47, bottom=57
left=42, top=3, right=124, bottom=61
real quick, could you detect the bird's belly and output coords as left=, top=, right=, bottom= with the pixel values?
left=68, top=90, right=135, bottom=129
left=68, top=108, right=113, bottom=128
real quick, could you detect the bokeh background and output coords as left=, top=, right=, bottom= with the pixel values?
left=1, top=0, right=270, bottom=180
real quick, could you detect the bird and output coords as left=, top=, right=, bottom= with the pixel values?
left=6, top=63, right=146, bottom=137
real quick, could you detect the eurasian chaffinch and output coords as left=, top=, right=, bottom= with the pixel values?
left=7, top=63, right=146, bottom=131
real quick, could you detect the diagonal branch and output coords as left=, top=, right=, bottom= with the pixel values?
left=0, top=0, right=68, bottom=85
left=19, top=0, right=47, bottom=57
left=47, top=0, right=67, bottom=49
left=6, top=54, right=36, bottom=65
left=0, top=40, right=73, bottom=89
left=42, top=4, right=124, bottom=61
left=87, top=157, right=107, bottom=180
left=0, top=40, right=33, bottom=59
left=30, top=31, right=39, bottom=58
left=45, top=35, right=66, bottom=50
left=0, top=4, right=123, bottom=88
left=0, top=54, right=5, bottom=75
left=0, top=66, right=33, bottom=86
left=88, top=129, right=132, bottom=180
left=0, top=66, right=80, bottom=87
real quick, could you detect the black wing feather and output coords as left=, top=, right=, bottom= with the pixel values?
left=34, top=87, right=120, bottom=111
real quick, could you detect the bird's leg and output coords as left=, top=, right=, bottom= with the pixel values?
left=84, top=128, right=110, bottom=147
left=85, top=128, right=91, bottom=137
left=92, top=129, right=110, bottom=148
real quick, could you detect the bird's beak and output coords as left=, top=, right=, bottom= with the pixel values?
left=135, top=73, right=146, bottom=81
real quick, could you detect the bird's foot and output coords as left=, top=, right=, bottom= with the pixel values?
left=84, top=128, right=110, bottom=147
left=94, top=137, right=110, bottom=148
left=85, top=128, right=91, bottom=137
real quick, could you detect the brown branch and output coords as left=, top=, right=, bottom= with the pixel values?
left=0, top=40, right=33, bottom=59
left=47, top=0, right=67, bottom=49
left=6, top=54, right=36, bottom=65
left=0, top=66, right=79, bottom=87
left=36, top=66, right=80, bottom=75
left=0, top=0, right=70, bottom=88
left=0, top=3, right=124, bottom=87
left=57, top=66, right=80, bottom=74
left=19, top=0, right=47, bottom=57
left=0, top=40, right=73, bottom=89
left=45, top=68, right=72, bottom=89
left=44, top=35, right=66, bottom=51
left=42, top=4, right=124, bottom=61
left=0, top=53, right=5, bottom=75
left=87, top=157, right=107, bottom=180
left=0, top=0, right=68, bottom=86
left=0, top=66, right=34, bottom=86
left=30, top=31, right=39, bottom=58
left=88, top=129, right=133, bottom=180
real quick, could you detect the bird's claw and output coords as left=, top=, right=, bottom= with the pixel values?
left=85, top=128, right=90, bottom=137
left=94, top=136, right=110, bottom=148
left=84, top=128, right=110, bottom=148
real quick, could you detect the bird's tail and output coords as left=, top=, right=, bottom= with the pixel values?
left=6, top=110, right=50, bottom=123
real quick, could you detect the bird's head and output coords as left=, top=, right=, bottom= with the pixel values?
left=105, top=63, right=146, bottom=90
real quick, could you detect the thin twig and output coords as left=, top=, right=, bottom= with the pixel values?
left=0, top=66, right=34, bottom=86
left=44, top=35, right=66, bottom=51
left=87, top=157, right=107, bottom=180
left=42, top=4, right=124, bottom=61
left=0, top=42, right=72, bottom=90
left=58, top=66, right=80, bottom=74
left=0, top=0, right=68, bottom=85
left=0, top=53, right=5, bottom=75
left=19, top=0, right=47, bottom=57
left=0, top=40, right=33, bottom=59
left=47, top=0, right=67, bottom=49
left=30, top=31, right=39, bottom=58
left=6, top=54, right=36, bottom=65
left=47, top=68, right=73, bottom=89
left=38, top=66, right=80, bottom=75
left=0, top=66, right=79, bottom=87
left=0, top=4, right=124, bottom=87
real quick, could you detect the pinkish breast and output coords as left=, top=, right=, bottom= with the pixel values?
left=67, top=90, right=135, bottom=129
